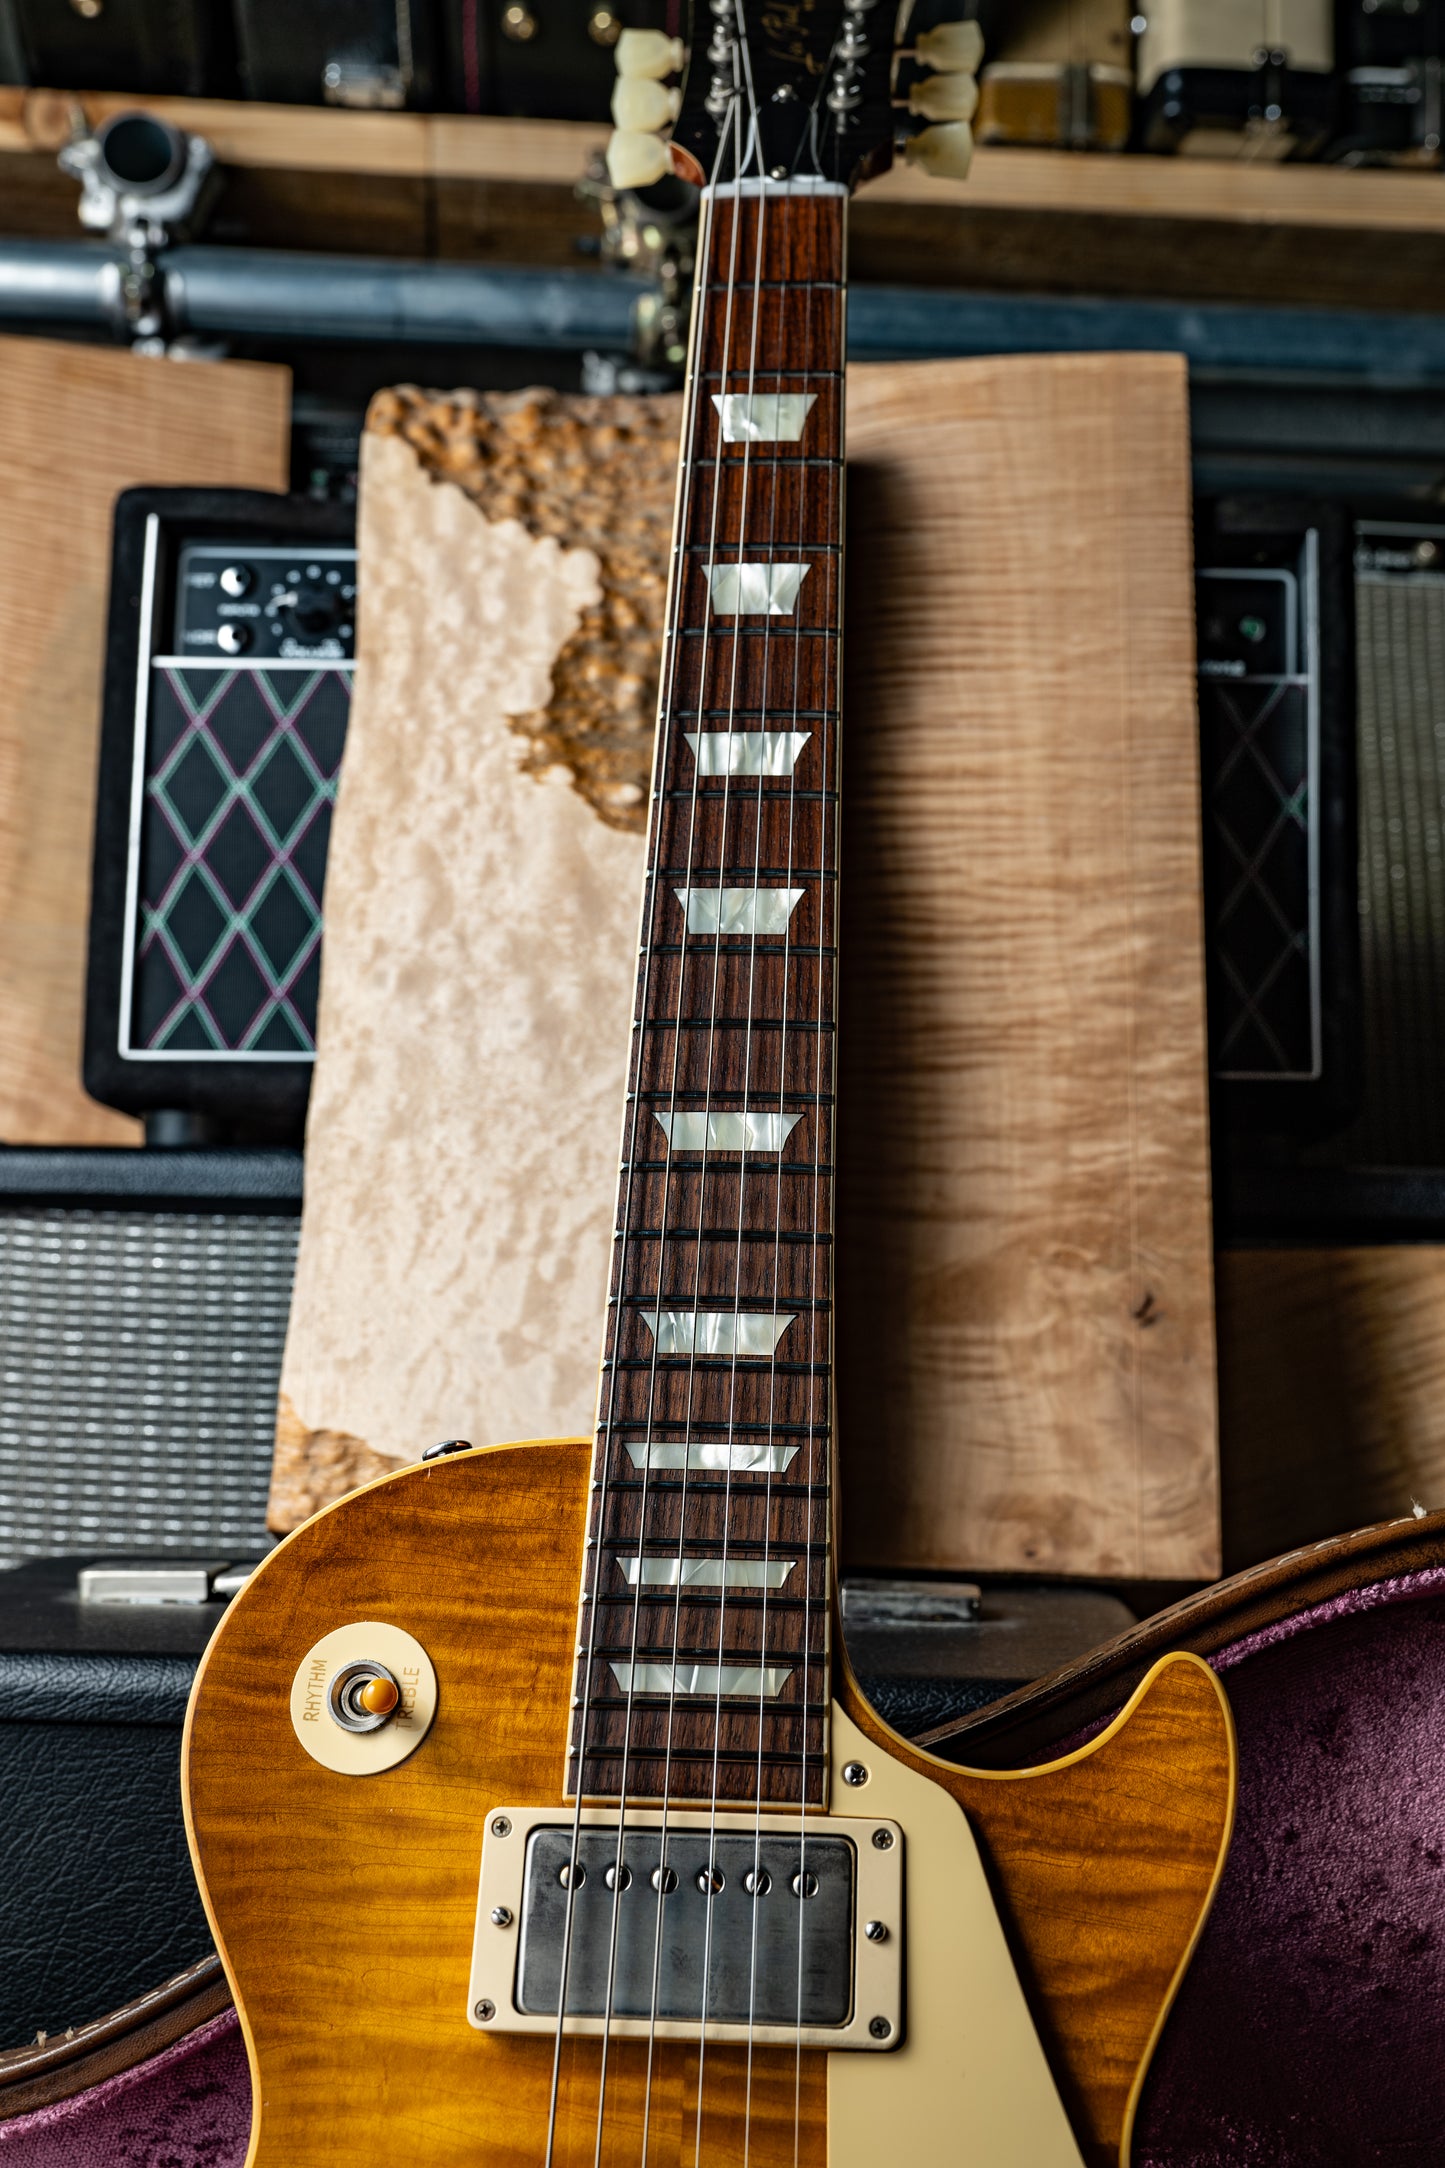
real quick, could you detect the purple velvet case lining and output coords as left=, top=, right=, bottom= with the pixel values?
left=10, top=1570, right=1443, bottom=2166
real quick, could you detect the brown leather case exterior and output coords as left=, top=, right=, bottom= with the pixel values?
left=0, top=1956, right=229, bottom=2120
left=916, top=1508, right=1445, bottom=1769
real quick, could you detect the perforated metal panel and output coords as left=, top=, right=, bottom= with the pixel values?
left=1351, top=556, right=1445, bottom=1164
left=0, top=1210, right=295, bottom=1567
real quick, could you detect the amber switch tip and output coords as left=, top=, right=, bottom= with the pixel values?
left=358, top=1675, right=400, bottom=1717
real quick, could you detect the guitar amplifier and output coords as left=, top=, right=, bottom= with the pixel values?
left=1136, top=0, right=1336, bottom=156
left=1335, top=0, right=1445, bottom=164
left=0, top=1140, right=292, bottom=2046
left=84, top=489, right=355, bottom=1147
left=0, top=0, right=234, bottom=96
left=440, top=0, right=679, bottom=119
left=234, top=0, right=439, bottom=107
left=974, top=0, right=1134, bottom=152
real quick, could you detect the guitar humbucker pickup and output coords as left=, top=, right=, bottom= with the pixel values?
left=467, top=1804, right=903, bottom=2050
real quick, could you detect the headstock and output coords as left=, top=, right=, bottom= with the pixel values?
left=605, top=0, right=983, bottom=195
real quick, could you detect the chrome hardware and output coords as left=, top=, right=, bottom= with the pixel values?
left=491, top=1907, right=513, bottom=1927
left=470, top=1807, right=903, bottom=2049
left=492, top=1816, right=512, bottom=1838
left=842, top=1760, right=869, bottom=1787
left=421, top=1437, right=473, bottom=1460
left=327, top=1659, right=401, bottom=1734
left=864, top=1919, right=889, bottom=1943
left=474, top=1999, right=496, bottom=2022
left=559, top=1860, right=586, bottom=1888
left=872, top=1828, right=895, bottom=1850
left=869, top=2014, right=892, bottom=2039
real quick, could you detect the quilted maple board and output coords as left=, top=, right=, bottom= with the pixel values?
left=273, top=357, right=1220, bottom=1582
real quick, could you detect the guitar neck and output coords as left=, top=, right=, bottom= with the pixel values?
left=571, top=181, right=848, bottom=1809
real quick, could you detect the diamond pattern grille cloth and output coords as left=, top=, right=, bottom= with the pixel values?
left=0, top=1211, right=294, bottom=1566
left=1202, top=675, right=1313, bottom=1078
left=133, top=666, right=348, bottom=1055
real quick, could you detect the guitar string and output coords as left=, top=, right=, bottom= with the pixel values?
left=540, top=103, right=735, bottom=2168
left=626, top=77, right=763, bottom=2168
left=692, top=140, right=774, bottom=2168
left=690, top=33, right=769, bottom=2158
left=741, top=170, right=822, bottom=2168
left=592, top=91, right=750, bottom=2168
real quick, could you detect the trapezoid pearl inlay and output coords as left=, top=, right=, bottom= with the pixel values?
left=711, top=391, right=817, bottom=443
left=654, top=1110, right=803, bottom=1152
left=617, top=1556, right=797, bottom=1588
left=675, top=887, right=804, bottom=936
left=621, top=1440, right=802, bottom=1473
left=707, top=563, right=809, bottom=617
left=639, top=1310, right=796, bottom=1357
left=684, top=730, right=811, bottom=776
left=609, top=1661, right=794, bottom=1699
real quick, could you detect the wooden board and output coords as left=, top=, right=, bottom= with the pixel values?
left=274, top=356, right=1218, bottom=1582
left=0, top=336, right=290, bottom=1144
left=1217, top=1246, right=1445, bottom=1575
left=839, top=356, right=1217, bottom=1582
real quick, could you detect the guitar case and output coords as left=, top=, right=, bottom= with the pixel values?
left=6, top=1509, right=1445, bottom=2165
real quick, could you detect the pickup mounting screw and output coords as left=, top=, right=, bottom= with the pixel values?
left=474, top=1998, right=496, bottom=2022
left=869, top=2015, right=891, bottom=2039
left=491, top=1906, right=513, bottom=1928
left=864, top=1919, right=888, bottom=1942
left=491, top=1815, right=512, bottom=1838
left=842, top=1761, right=868, bottom=1786
left=872, top=1828, right=894, bottom=1850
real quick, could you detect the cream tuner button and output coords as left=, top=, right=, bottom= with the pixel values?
left=216, top=622, right=251, bottom=655
left=218, top=563, right=253, bottom=597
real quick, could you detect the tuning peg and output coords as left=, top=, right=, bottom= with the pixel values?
left=902, top=117, right=975, bottom=179
left=907, top=70, right=978, bottom=122
left=606, top=128, right=672, bottom=189
left=913, top=18, right=984, bottom=74
left=615, top=27, right=685, bottom=78
left=612, top=75, right=680, bottom=129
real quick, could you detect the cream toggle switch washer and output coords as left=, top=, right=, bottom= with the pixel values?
left=289, top=1620, right=437, bottom=1775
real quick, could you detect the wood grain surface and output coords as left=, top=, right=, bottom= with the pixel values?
left=839, top=355, right=1218, bottom=1582
left=1216, top=1246, right=1445, bottom=1573
left=185, top=1439, right=1234, bottom=2168
left=0, top=336, right=289, bottom=1144
left=274, top=354, right=1218, bottom=1584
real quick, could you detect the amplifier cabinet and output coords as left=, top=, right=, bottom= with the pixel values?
left=1137, top=0, right=1336, bottom=156
left=85, top=490, right=355, bottom=1144
left=1336, top=0, right=1445, bottom=164
left=440, top=0, right=677, bottom=118
left=974, top=0, right=1134, bottom=152
left=0, top=0, right=235, bottom=96
left=234, top=0, right=439, bottom=108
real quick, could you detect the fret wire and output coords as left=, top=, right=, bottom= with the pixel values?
left=575, top=188, right=845, bottom=1811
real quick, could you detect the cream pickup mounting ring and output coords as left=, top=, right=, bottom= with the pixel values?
left=289, top=1621, right=437, bottom=1775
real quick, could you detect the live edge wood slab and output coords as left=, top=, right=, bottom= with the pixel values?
left=274, top=353, right=1219, bottom=1584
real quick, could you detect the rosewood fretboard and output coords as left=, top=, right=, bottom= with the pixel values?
left=570, top=182, right=846, bottom=1810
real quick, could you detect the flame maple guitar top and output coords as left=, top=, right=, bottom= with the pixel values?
left=184, top=1440, right=1234, bottom=2168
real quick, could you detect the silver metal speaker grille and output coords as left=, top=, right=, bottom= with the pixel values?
left=0, top=1210, right=296, bottom=1567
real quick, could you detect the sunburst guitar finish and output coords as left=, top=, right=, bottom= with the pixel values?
left=184, top=1440, right=1234, bottom=2168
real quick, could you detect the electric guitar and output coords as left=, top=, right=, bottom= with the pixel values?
left=183, top=8, right=1236, bottom=2162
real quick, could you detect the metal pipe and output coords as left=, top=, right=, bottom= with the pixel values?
left=0, top=235, right=1442, bottom=382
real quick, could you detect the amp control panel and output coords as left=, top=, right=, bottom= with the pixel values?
left=173, top=541, right=357, bottom=663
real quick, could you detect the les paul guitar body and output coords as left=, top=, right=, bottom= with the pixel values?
left=185, top=1440, right=1233, bottom=2168
left=187, top=21, right=1236, bottom=2164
